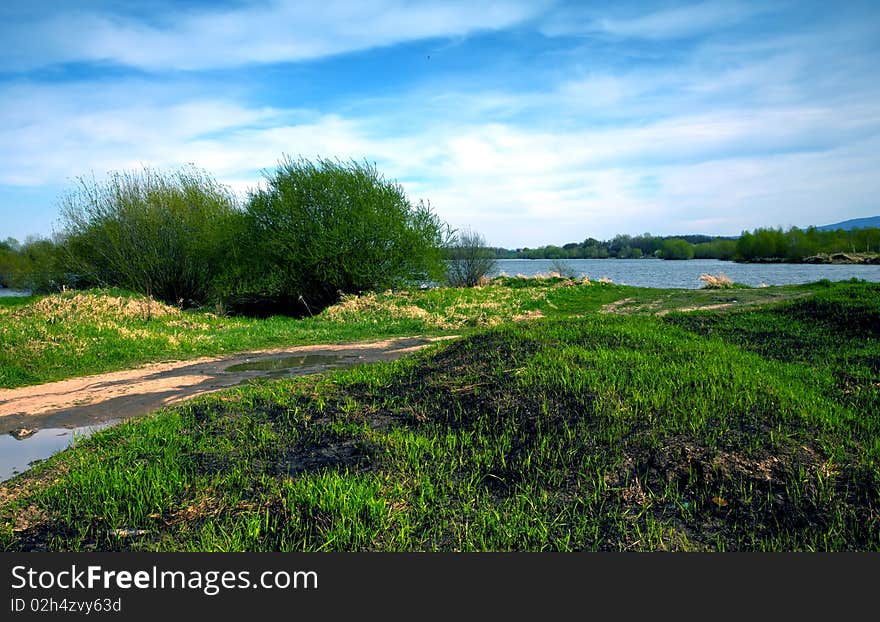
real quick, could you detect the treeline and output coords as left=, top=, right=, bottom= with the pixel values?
left=1, top=158, right=447, bottom=315
left=489, top=225, right=880, bottom=262
left=493, top=233, right=738, bottom=260
left=0, top=237, right=63, bottom=291
left=735, top=226, right=880, bottom=261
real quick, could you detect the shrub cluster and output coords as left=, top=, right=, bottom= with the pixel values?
left=60, top=166, right=240, bottom=305
left=28, top=158, right=449, bottom=313
left=233, top=157, right=447, bottom=313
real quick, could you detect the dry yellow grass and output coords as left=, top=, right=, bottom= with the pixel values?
left=699, top=273, right=734, bottom=289
left=19, top=292, right=181, bottom=323
left=167, top=318, right=214, bottom=330
left=512, top=310, right=546, bottom=322
left=324, top=292, right=447, bottom=327
left=495, top=273, right=591, bottom=286
left=1, top=293, right=187, bottom=366
left=323, top=286, right=550, bottom=329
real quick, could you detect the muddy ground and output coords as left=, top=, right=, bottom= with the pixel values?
left=0, top=336, right=455, bottom=436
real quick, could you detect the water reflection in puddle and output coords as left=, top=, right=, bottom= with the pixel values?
left=225, top=353, right=361, bottom=373
left=0, top=355, right=368, bottom=483
left=1, top=423, right=115, bottom=482
left=0, top=343, right=438, bottom=483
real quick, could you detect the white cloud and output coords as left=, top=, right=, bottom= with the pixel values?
left=541, top=1, right=768, bottom=40
left=411, top=111, right=880, bottom=244
left=0, top=80, right=285, bottom=186
left=657, top=136, right=880, bottom=232
left=1, top=0, right=545, bottom=71
left=597, top=1, right=763, bottom=40
left=3, top=70, right=880, bottom=246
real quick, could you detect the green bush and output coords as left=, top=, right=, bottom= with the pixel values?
left=59, top=166, right=241, bottom=306
left=237, top=157, right=447, bottom=312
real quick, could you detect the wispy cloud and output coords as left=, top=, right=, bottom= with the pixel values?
left=0, top=0, right=545, bottom=71
left=596, top=1, right=766, bottom=39
left=540, top=0, right=768, bottom=39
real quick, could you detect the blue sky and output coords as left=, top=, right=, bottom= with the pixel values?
left=1, top=0, right=879, bottom=248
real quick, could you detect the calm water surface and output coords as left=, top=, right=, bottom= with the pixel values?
left=0, top=423, right=115, bottom=482
left=0, top=288, right=30, bottom=297
left=493, top=259, right=880, bottom=288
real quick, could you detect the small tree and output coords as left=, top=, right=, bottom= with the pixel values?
left=446, top=228, right=497, bottom=287
left=238, top=157, right=448, bottom=312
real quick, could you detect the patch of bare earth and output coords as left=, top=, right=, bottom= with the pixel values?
left=655, top=303, right=735, bottom=316
left=0, top=461, right=71, bottom=533
left=0, top=336, right=458, bottom=435
left=603, top=291, right=815, bottom=317
left=600, top=298, right=637, bottom=314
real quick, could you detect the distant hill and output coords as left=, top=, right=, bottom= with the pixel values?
left=817, top=216, right=880, bottom=231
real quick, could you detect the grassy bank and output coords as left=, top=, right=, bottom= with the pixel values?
left=0, top=281, right=584, bottom=388
left=0, top=278, right=801, bottom=389
left=1, top=280, right=877, bottom=551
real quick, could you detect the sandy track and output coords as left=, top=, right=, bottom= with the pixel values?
left=0, top=336, right=455, bottom=435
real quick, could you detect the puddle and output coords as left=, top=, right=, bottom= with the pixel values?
left=0, top=336, right=457, bottom=483
left=1, top=422, right=115, bottom=482
left=225, top=353, right=361, bottom=373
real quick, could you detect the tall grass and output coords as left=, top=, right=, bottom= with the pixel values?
left=699, top=273, right=734, bottom=288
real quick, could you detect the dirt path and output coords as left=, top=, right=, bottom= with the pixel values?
left=0, top=336, right=455, bottom=435
left=599, top=290, right=813, bottom=316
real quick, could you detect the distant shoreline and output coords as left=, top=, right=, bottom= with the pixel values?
left=738, top=252, right=880, bottom=265
left=494, top=254, right=880, bottom=265
left=0, top=287, right=31, bottom=297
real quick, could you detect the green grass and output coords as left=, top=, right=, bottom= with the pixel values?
left=0, top=295, right=37, bottom=308
left=0, top=288, right=436, bottom=388
left=0, top=284, right=553, bottom=388
left=1, top=280, right=876, bottom=551
left=0, top=280, right=807, bottom=389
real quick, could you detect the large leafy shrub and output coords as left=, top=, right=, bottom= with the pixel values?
left=237, top=157, right=447, bottom=312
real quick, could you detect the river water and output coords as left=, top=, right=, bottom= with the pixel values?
left=493, top=258, right=880, bottom=289
left=4, top=262, right=879, bottom=295
left=0, top=288, right=31, bottom=297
